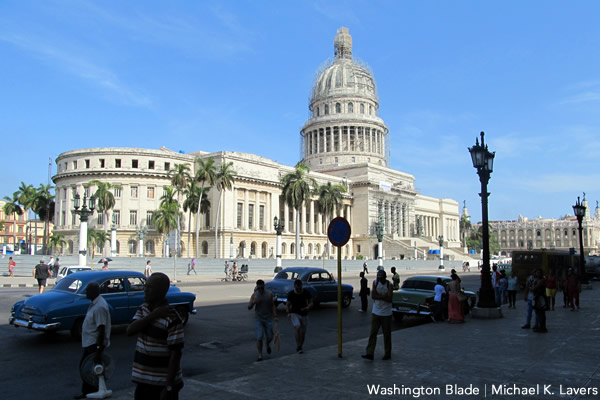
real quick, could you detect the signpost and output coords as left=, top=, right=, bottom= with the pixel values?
left=327, top=217, right=351, bottom=358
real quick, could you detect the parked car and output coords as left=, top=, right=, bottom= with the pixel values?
left=9, top=270, right=196, bottom=338
left=265, top=267, right=354, bottom=308
left=56, top=266, right=92, bottom=282
left=392, top=275, right=476, bottom=321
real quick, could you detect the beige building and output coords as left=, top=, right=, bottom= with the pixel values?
left=52, top=27, right=462, bottom=261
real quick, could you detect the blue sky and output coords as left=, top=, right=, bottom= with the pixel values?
left=1, top=0, right=599, bottom=223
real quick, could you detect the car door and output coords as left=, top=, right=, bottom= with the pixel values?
left=126, top=276, right=146, bottom=320
left=320, top=272, right=337, bottom=302
left=98, top=278, right=129, bottom=324
left=306, top=272, right=325, bottom=302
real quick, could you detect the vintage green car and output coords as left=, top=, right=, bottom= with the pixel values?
left=392, top=275, right=476, bottom=321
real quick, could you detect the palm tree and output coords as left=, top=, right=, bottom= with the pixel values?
left=154, top=186, right=180, bottom=258
left=89, top=180, right=121, bottom=256
left=87, top=229, right=109, bottom=267
left=168, top=164, right=191, bottom=259
left=281, top=163, right=317, bottom=259
left=214, top=161, right=236, bottom=258
left=317, top=182, right=347, bottom=258
left=459, top=214, right=472, bottom=248
left=183, top=180, right=200, bottom=258
left=194, top=157, right=216, bottom=257
left=15, top=182, right=36, bottom=253
left=2, top=192, right=23, bottom=253
left=32, top=184, right=55, bottom=255
left=48, top=233, right=66, bottom=255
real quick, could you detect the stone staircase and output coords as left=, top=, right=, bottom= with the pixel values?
left=382, top=235, right=473, bottom=262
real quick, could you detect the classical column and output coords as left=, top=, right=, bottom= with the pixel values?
left=318, top=210, right=323, bottom=235
left=284, top=203, right=289, bottom=233
left=310, top=200, right=315, bottom=234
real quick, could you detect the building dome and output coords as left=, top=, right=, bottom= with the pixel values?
left=309, top=28, right=378, bottom=106
left=301, top=27, right=388, bottom=172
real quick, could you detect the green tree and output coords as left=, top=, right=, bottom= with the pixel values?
left=194, top=157, right=216, bottom=257
left=183, top=180, right=200, bottom=258
left=466, top=225, right=500, bottom=256
left=48, top=233, right=66, bottom=255
left=214, top=161, right=236, bottom=258
left=2, top=192, right=23, bottom=253
left=89, top=180, right=121, bottom=256
left=87, top=229, right=109, bottom=267
left=15, top=182, right=36, bottom=253
left=32, top=184, right=55, bottom=255
left=281, top=163, right=316, bottom=259
left=317, top=182, right=347, bottom=258
left=168, top=163, right=191, bottom=258
left=459, top=214, right=472, bottom=248
left=154, top=186, right=181, bottom=258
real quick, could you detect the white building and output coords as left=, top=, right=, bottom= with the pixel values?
left=52, top=27, right=462, bottom=260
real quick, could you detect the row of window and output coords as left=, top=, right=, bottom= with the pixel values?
left=497, top=228, right=588, bottom=238
left=314, top=102, right=373, bottom=117
left=61, top=208, right=210, bottom=229
left=62, top=159, right=172, bottom=172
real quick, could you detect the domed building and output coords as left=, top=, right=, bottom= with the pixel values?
left=52, top=27, right=462, bottom=261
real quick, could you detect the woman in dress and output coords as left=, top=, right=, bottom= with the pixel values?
left=446, top=273, right=464, bottom=323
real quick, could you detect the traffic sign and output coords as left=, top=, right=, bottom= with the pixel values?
left=327, top=217, right=351, bottom=247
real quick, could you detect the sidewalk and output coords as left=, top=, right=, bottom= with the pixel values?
left=108, top=284, right=600, bottom=400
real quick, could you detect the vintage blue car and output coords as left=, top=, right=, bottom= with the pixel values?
left=265, top=267, right=354, bottom=308
left=9, top=270, right=196, bottom=338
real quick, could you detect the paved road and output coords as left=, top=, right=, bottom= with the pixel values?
left=1, top=273, right=459, bottom=400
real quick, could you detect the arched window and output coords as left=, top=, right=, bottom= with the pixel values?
left=128, top=240, right=137, bottom=254
left=324, top=104, right=329, bottom=115
left=261, top=242, right=268, bottom=258
left=282, top=243, right=287, bottom=254
left=251, top=241, right=257, bottom=256
left=308, top=243, right=313, bottom=258
left=291, top=243, right=295, bottom=255
left=68, top=240, right=74, bottom=254
left=348, top=103, right=353, bottom=113
left=335, top=103, right=341, bottom=113
left=202, top=241, right=208, bottom=255
left=316, top=244, right=321, bottom=257
left=145, top=240, right=154, bottom=255
left=116, top=240, right=120, bottom=254
left=360, top=103, right=365, bottom=114
left=316, top=107, right=320, bottom=117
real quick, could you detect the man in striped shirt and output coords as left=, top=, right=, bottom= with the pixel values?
left=127, top=273, right=184, bottom=400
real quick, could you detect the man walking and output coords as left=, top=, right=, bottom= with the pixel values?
left=74, top=282, right=111, bottom=399
left=127, top=273, right=185, bottom=400
left=432, top=277, right=446, bottom=322
left=144, top=260, right=153, bottom=277
left=362, top=269, right=393, bottom=360
left=391, top=267, right=400, bottom=290
left=248, top=279, right=278, bottom=361
left=359, top=272, right=369, bottom=312
left=286, top=279, right=313, bottom=354
left=33, top=259, right=50, bottom=294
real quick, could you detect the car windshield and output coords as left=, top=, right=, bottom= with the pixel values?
left=274, top=271, right=302, bottom=280
left=54, top=277, right=84, bottom=293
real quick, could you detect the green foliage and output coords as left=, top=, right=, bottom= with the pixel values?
left=355, top=254, right=364, bottom=260
left=48, top=233, right=66, bottom=254
left=465, top=225, right=500, bottom=256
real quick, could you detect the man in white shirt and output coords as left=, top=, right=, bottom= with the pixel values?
left=362, top=270, right=393, bottom=361
left=75, top=282, right=111, bottom=399
left=145, top=260, right=153, bottom=277
left=433, top=278, right=446, bottom=322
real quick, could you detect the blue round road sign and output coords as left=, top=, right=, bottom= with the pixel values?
left=327, top=217, right=351, bottom=247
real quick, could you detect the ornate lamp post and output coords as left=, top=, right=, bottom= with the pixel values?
left=110, top=213, right=117, bottom=257
left=274, top=216, right=285, bottom=272
left=438, top=235, right=444, bottom=269
left=468, top=131, right=497, bottom=309
left=374, top=216, right=384, bottom=268
left=136, top=222, right=148, bottom=258
left=572, top=195, right=586, bottom=279
left=73, top=193, right=96, bottom=266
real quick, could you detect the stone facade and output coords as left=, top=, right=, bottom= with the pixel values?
left=51, top=27, right=462, bottom=261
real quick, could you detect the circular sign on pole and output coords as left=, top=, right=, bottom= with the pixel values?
left=327, top=217, right=351, bottom=247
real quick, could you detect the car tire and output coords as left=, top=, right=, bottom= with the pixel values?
left=341, top=293, right=352, bottom=308
left=71, top=318, right=83, bottom=340
left=393, top=312, right=404, bottom=322
left=176, top=306, right=189, bottom=326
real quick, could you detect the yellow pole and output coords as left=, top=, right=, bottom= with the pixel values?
left=337, top=245, right=342, bottom=358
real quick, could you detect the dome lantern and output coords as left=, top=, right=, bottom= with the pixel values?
left=334, top=27, right=353, bottom=60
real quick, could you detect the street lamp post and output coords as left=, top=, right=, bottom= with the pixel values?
left=110, top=214, right=117, bottom=257
left=438, top=235, right=444, bottom=269
left=73, top=193, right=96, bottom=267
left=136, top=222, right=148, bottom=258
left=572, top=195, right=586, bottom=279
left=274, top=217, right=285, bottom=272
left=468, top=131, right=497, bottom=309
left=374, top=216, right=384, bottom=268
left=229, top=232, right=234, bottom=259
